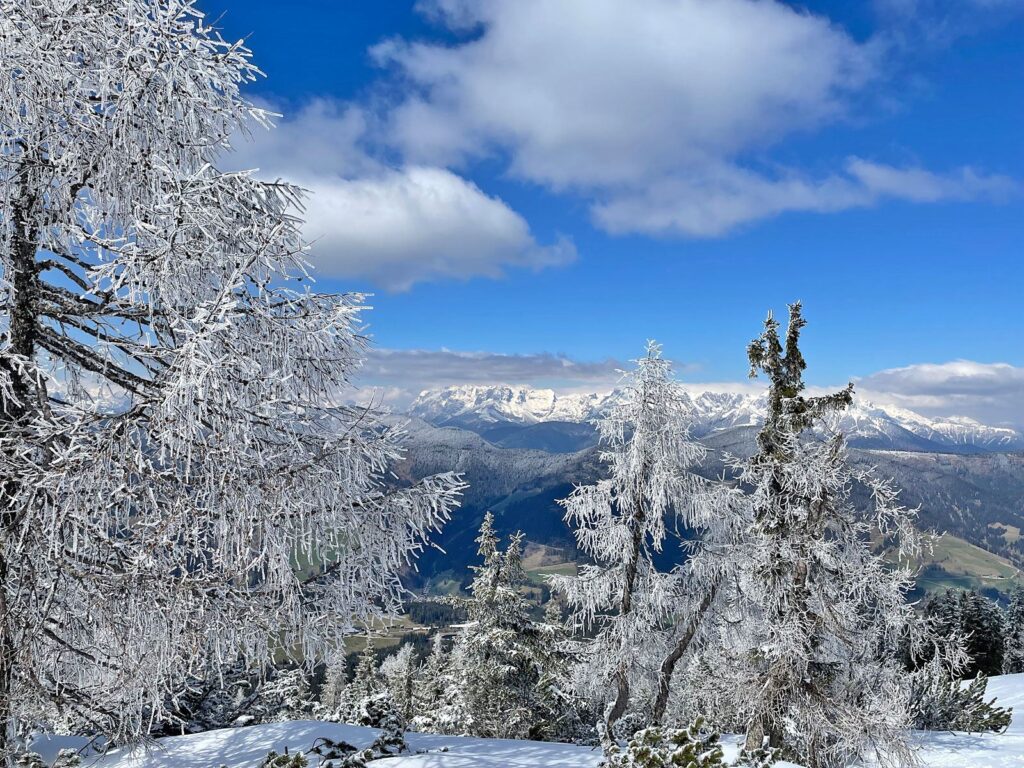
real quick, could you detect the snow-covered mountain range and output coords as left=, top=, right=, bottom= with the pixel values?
left=409, top=385, right=1024, bottom=454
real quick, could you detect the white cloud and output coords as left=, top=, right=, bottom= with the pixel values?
left=226, top=101, right=573, bottom=290
left=298, top=167, right=575, bottom=291
left=593, top=158, right=1014, bottom=237
left=362, top=347, right=624, bottom=389
left=857, top=361, right=1024, bottom=428
left=372, top=0, right=1015, bottom=236
left=378, top=0, right=873, bottom=187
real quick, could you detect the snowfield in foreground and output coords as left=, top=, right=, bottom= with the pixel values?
left=31, top=674, right=1024, bottom=768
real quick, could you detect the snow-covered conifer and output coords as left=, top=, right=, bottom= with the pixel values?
left=606, top=718, right=724, bottom=768
left=320, top=655, right=349, bottom=719
left=910, top=657, right=1012, bottom=733
left=380, top=644, right=418, bottom=724
left=255, top=668, right=316, bottom=723
left=157, top=656, right=256, bottom=734
left=913, top=590, right=1006, bottom=677
left=332, top=640, right=384, bottom=725
left=411, top=634, right=455, bottom=733
left=0, top=0, right=463, bottom=755
left=444, top=515, right=567, bottom=739
left=549, top=342, right=726, bottom=745
left=734, top=303, right=923, bottom=768
left=1003, top=586, right=1024, bottom=674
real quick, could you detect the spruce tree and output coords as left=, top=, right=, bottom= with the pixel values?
left=736, top=303, right=922, bottom=768
left=1003, top=586, right=1024, bottom=674
left=412, top=634, right=453, bottom=732
left=959, top=591, right=1005, bottom=677
left=380, top=644, right=418, bottom=723
left=339, top=640, right=383, bottom=723
left=319, top=654, right=349, bottom=719
left=447, top=515, right=565, bottom=739
left=918, top=589, right=1005, bottom=677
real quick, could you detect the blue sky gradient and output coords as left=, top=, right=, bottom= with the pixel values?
left=205, top=0, right=1023, bottom=423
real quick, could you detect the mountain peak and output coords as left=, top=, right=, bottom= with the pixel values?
left=409, top=384, right=1024, bottom=454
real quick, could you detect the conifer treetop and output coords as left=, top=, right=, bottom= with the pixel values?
left=747, top=301, right=854, bottom=458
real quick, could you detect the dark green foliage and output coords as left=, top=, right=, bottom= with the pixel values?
left=403, top=600, right=467, bottom=627
left=918, top=590, right=1005, bottom=677
left=259, top=750, right=308, bottom=768
left=910, top=660, right=1012, bottom=733
left=52, top=749, right=81, bottom=768
left=734, top=746, right=778, bottom=768
left=607, top=719, right=725, bottom=768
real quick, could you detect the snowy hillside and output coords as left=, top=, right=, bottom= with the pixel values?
left=409, top=385, right=1024, bottom=453
left=36, top=673, right=1024, bottom=767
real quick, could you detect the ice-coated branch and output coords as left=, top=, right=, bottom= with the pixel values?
left=0, top=0, right=464, bottom=757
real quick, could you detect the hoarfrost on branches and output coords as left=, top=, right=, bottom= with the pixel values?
left=550, top=342, right=733, bottom=746
left=733, top=302, right=924, bottom=768
left=0, top=0, right=463, bottom=757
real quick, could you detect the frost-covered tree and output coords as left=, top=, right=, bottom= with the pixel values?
left=534, top=600, right=591, bottom=742
left=319, top=654, right=349, bottom=719
left=735, top=303, right=922, bottom=768
left=154, top=656, right=256, bottom=734
left=903, top=590, right=1006, bottom=678
left=549, top=342, right=724, bottom=746
left=411, top=634, right=455, bottom=733
left=909, top=657, right=1012, bottom=733
left=1003, top=586, right=1024, bottom=675
left=0, top=0, right=463, bottom=756
left=448, top=515, right=561, bottom=739
left=253, top=668, right=316, bottom=723
left=380, top=643, right=418, bottom=724
left=334, top=641, right=384, bottom=724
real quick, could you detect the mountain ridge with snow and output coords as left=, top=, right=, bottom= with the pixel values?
left=409, top=384, right=1024, bottom=454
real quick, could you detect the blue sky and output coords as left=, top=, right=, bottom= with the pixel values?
left=207, top=0, right=1023, bottom=425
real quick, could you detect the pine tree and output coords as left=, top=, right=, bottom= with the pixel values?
left=336, top=640, right=384, bottom=724
left=918, top=589, right=1005, bottom=677
left=735, top=303, right=923, bottom=768
left=255, top=667, right=316, bottom=723
left=1003, top=586, right=1024, bottom=674
left=161, top=656, right=257, bottom=733
left=607, top=718, right=724, bottom=768
left=549, top=342, right=722, bottom=749
left=910, top=656, right=1012, bottom=733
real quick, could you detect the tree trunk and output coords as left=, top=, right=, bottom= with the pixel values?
left=743, top=716, right=764, bottom=752
left=652, top=580, right=719, bottom=723
left=603, top=500, right=647, bottom=742
left=0, top=182, right=41, bottom=763
left=0, top=556, right=12, bottom=763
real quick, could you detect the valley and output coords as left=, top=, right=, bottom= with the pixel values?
left=395, top=386, right=1024, bottom=598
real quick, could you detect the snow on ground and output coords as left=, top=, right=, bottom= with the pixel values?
left=29, top=673, right=1024, bottom=768
left=910, top=672, right=1024, bottom=768
left=49, top=722, right=604, bottom=767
